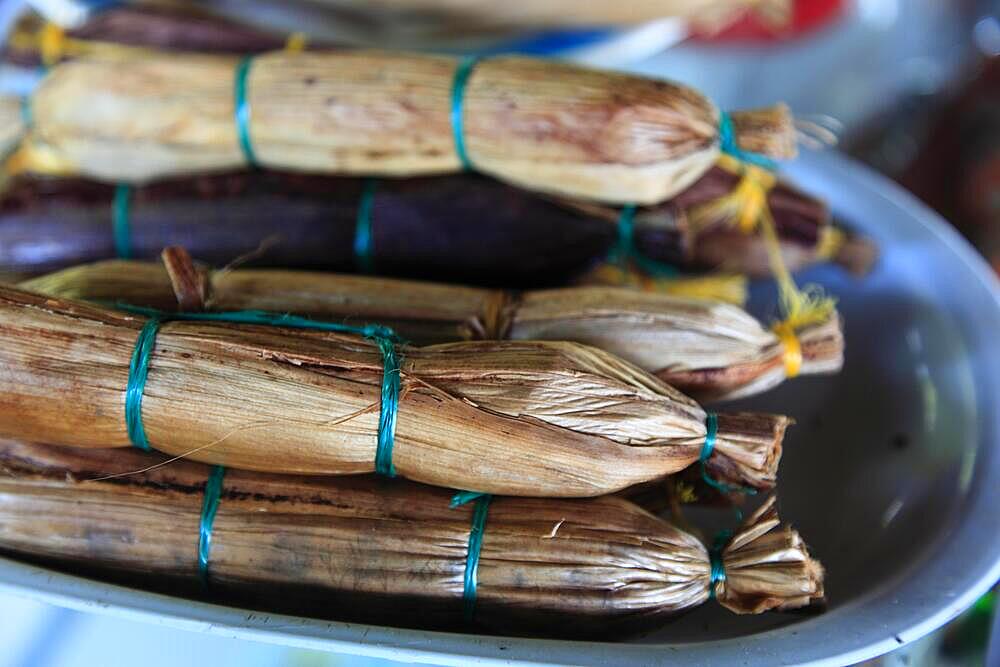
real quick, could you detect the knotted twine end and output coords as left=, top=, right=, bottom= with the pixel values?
left=708, top=528, right=732, bottom=600
left=609, top=203, right=679, bottom=279
left=718, top=111, right=778, bottom=171
left=714, top=113, right=837, bottom=378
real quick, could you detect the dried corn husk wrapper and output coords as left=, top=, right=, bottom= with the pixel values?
left=0, top=284, right=788, bottom=496
left=562, top=164, right=876, bottom=279
left=24, top=258, right=844, bottom=401
left=296, top=0, right=791, bottom=31
left=2, top=1, right=789, bottom=63
left=0, top=0, right=856, bottom=285
left=0, top=439, right=823, bottom=634
left=0, top=168, right=873, bottom=293
left=3, top=5, right=297, bottom=69
left=4, top=49, right=796, bottom=203
left=0, top=172, right=749, bottom=302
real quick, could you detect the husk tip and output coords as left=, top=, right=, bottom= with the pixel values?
left=716, top=495, right=825, bottom=614
left=729, top=103, right=797, bottom=160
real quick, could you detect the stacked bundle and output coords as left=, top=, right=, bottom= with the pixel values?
left=0, top=2, right=854, bottom=636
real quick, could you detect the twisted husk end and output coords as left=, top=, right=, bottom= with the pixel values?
left=729, top=104, right=797, bottom=161
left=707, top=412, right=790, bottom=492
left=717, top=495, right=825, bottom=613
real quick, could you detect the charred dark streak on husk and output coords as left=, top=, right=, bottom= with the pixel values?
left=0, top=455, right=376, bottom=509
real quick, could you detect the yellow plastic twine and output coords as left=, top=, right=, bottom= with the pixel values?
left=283, top=32, right=308, bottom=52
left=38, top=22, right=66, bottom=68
left=8, top=20, right=157, bottom=64
left=814, top=226, right=845, bottom=261
left=1, top=139, right=77, bottom=181
left=581, top=263, right=747, bottom=305
left=14, top=21, right=309, bottom=66
left=690, top=154, right=835, bottom=378
left=688, top=153, right=776, bottom=235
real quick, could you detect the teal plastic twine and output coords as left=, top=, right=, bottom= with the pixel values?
left=354, top=178, right=377, bottom=273
left=198, top=464, right=226, bottom=585
left=450, top=491, right=492, bottom=622
left=372, top=335, right=400, bottom=476
left=119, top=305, right=402, bottom=475
left=707, top=528, right=732, bottom=600
left=234, top=56, right=258, bottom=167
left=717, top=111, right=778, bottom=171
left=112, top=184, right=133, bottom=259
left=20, top=95, right=32, bottom=128
left=450, top=56, right=480, bottom=171
left=125, top=317, right=162, bottom=452
left=609, top=204, right=677, bottom=278
left=699, top=412, right=757, bottom=496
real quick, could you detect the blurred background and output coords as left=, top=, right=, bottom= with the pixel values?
left=0, top=0, right=997, bottom=664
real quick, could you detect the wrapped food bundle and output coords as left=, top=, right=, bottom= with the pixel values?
left=0, top=0, right=850, bottom=647
left=250, top=0, right=790, bottom=31
left=0, top=284, right=790, bottom=496
left=24, top=257, right=845, bottom=401
left=3, top=4, right=299, bottom=69
left=0, top=439, right=824, bottom=634
left=0, top=1, right=873, bottom=285
left=6, top=49, right=798, bottom=202
left=0, top=2, right=788, bottom=64
left=0, top=171, right=872, bottom=282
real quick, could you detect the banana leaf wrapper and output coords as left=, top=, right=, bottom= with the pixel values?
left=0, top=171, right=871, bottom=282
left=3, top=49, right=796, bottom=202
left=0, top=284, right=789, bottom=496
left=24, top=258, right=844, bottom=402
left=0, top=439, right=824, bottom=635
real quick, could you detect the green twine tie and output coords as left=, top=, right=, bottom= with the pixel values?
left=234, top=56, right=258, bottom=167
left=717, top=111, right=778, bottom=171
left=450, top=491, right=492, bottom=623
left=708, top=528, right=732, bottom=600
left=450, top=56, right=480, bottom=171
left=198, top=464, right=226, bottom=585
left=120, top=305, right=402, bottom=476
left=354, top=178, right=377, bottom=274
left=700, top=412, right=758, bottom=496
left=112, top=184, right=132, bottom=259
left=610, top=204, right=677, bottom=278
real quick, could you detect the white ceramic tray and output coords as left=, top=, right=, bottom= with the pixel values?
left=0, top=150, right=998, bottom=666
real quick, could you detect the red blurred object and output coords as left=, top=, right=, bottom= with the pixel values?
left=690, top=0, right=846, bottom=42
